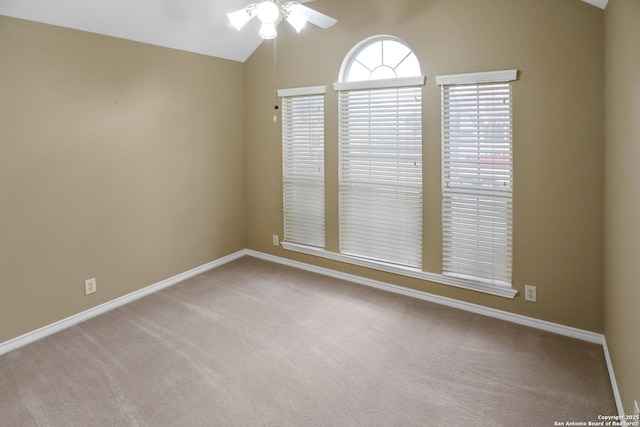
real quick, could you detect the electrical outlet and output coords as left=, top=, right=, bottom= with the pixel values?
left=524, top=285, right=537, bottom=302
left=85, top=278, right=96, bottom=295
left=272, top=234, right=279, bottom=246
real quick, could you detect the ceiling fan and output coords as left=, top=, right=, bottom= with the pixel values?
left=227, top=0, right=338, bottom=40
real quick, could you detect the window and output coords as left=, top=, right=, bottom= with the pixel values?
left=279, top=40, right=518, bottom=298
left=340, top=36, right=422, bottom=82
left=436, top=70, right=517, bottom=286
left=279, top=86, right=326, bottom=248
left=335, top=36, right=425, bottom=268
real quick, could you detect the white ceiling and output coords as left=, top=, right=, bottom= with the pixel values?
left=0, top=0, right=606, bottom=63
left=582, top=0, right=609, bottom=9
left=0, top=0, right=303, bottom=62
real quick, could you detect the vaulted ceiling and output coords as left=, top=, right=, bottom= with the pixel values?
left=0, top=0, right=608, bottom=63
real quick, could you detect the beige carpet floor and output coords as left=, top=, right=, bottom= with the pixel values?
left=0, top=256, right=616, bottom=426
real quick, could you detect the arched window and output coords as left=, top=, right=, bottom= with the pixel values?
left=340, top=35, right=422, bottom=82
left=335, top=36, right=425, bottom=268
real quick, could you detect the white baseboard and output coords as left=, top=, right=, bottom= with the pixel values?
left=0, top=250, right=247, bottom=356
left=0, top=248, right=622, bottom=415
left=602, top=337, right=625, bottom=419
left=246, top=250, right=604, bottom=343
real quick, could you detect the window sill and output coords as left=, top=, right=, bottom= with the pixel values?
left=281, top=242, right=518, bottom=299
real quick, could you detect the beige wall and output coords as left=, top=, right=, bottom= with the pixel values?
left=0, top=0, right=611, bottom=352
left=604, top=0, right=640, bottom=415
left=1, top=0, right=632, bottom=408
left=0, top=16, right=246, bottom=343
left=245, top=0, right=606, bottom=332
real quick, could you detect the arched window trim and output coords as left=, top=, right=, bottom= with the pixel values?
left=338, top=35, right=422, bottom=83
left=334, top=35, right=425, bottom=91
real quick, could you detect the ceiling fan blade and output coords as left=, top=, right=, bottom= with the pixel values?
left=289, top=4, right=337, bottom=29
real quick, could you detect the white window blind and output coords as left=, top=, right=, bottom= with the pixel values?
left=338, top=85, right=423, bottom=268
left=280, top=88, right=325, bottom=248
left=438, top=70, right=516, bottom=286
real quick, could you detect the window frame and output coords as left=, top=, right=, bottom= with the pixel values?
left=338, top=35, right=422, bottom=83
left=278, top=85, right=327, bottom=249
left=333, top=36, right=425, bottom=269
left=436, top=69, right=517, bottom=288
left=336, top=83, right=424, bottom=268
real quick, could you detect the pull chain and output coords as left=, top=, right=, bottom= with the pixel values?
left=273, top=36, right=279, bottom=124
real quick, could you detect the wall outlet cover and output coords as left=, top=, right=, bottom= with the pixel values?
left=85, top=278, right=96, bottom=295
left=524, top=285, right=537, bottom=302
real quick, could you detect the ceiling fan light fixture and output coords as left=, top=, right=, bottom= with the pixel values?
left=286, top=12, right=308, bottom=33
left=227, top=0, right=336, bottom=39
left=227, top=7, right=255, bottom=31
left=259, top=22, right=278, bottom=39
left=256, top=1, right=280, bottom=24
